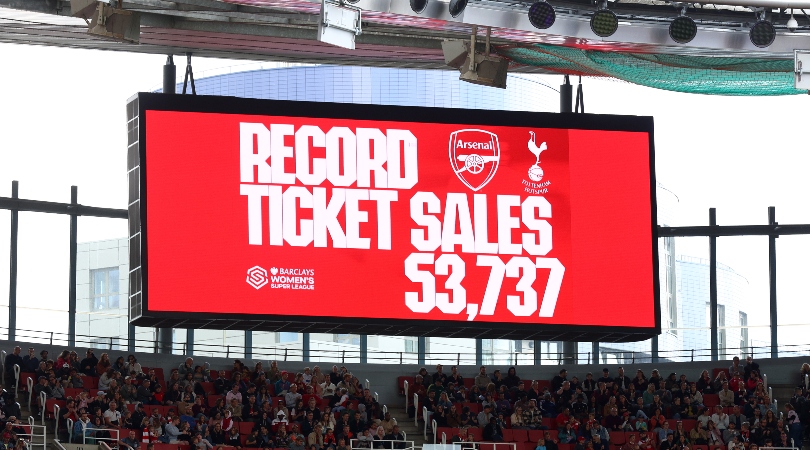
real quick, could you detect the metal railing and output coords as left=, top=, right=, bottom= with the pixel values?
left=3, top=324, right=810, bottom=364
left=16, top=420, right=47, bottom=450
left=66, top=418, right=121, bottom=446
left=349, top=438, right=415, bottom=450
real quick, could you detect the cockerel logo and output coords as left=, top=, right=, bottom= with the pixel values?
left=527, top=131, right=548, bottom=182
left=449, top=129, right=500, bottom=191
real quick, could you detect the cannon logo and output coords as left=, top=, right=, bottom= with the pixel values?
left=246, top=266, right=268, bottom=290
left=449, top=129, right=500, bottom=191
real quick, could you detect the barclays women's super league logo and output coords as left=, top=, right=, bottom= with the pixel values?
left=523, top=131, right=551, bottom=194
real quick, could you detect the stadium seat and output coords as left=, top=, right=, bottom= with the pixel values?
left=463, top=402, right=481, bottom=414
left=153, top=368, right=165, bottom=380
left=397, top=376, right=414, bottom=395
left=199, top=382, right=214, bottom=393
left=502, top=429, right=514, bottom=442
left=44, top=398, right=66, bottom=420
left=541, top=418, right=554, bottom=429
left=682, top=420, right=697, bottom=432
left=479, top=444, right=497, bottom=450
left=126, top=404, right=136, bottom=413
left=19, top=372, right=36, bottom=391
left=693, top=445, right=709, bottom=450
left=528, top=430, right=544, bottom=442
left=210, top=371, right=219, bottom=381
left=65, top=388, right=82, bottom=398
left=469, top=428, right=483, bottom=441
left=711, top=368, right=726, bottom=379
left=611, top=432, right=626, bottom=446
left=709, top=445, right=724, bottom=450
left=545, top=430, right=558, bottom=441
left=511, top=429, right=529, bottom=443
left=703, top=394, right=719, bottom=407
left=239, top=422, right=254, bottom=434
left=208, top=395, right=224, bottom=407
left=558, top=444, right=572, bottom=450
left=463, top=379, right=474, bottom=389
left=536, top=380, right=551, bottom=391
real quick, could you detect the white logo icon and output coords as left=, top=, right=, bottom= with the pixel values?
left=449, top=129, right=501, bottom=191
left=527, top=131, right=548, bottom=182
left=270, top=267, right=278, bottom=275
left=246, top=266, right=268, bottom=290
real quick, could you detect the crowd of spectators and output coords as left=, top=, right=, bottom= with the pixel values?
left=2, top=346, right=406, bottom=450
left=411, top=357, right=810, bottom=450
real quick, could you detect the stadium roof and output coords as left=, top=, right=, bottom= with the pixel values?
left=1, top=0, right=808, bottom=93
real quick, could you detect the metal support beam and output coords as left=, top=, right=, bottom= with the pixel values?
left=709, top=208, right=718, bottom=362
left=303, top=333, right=310, bottom=361
left=8, top=181, right=18, bottom=342
left=533, top=340, right=542, bottom=365
left=562, top=341, right=578, bottom=364
left=0, top=197, right=127, bottom=219
left=768, top=206, right=778, bottom=359
left=163, top=55, right=176, bottom=94
left=658, top=223, right=810, bottom=237
left=418, top=337, right=426, bottom=365
left=158, top=328, right=172, bottom=354
left=128, top=323, right=136, bottom=352
left=68, top=186, right=78, bottom=347
left=360, top=335, right=368, bottom=364
left=475, top=338, right=483, bottom=366
left=186, top=329, right=194, bottom=355
left=651, top=335, right=659, bottom=363
left=560, top=75, right=573, bottom=113
left=591, top=342, right=599, bottom=364
left=245, top=330, right=252, bottom=359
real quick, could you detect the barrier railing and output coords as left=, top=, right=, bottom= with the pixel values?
left=403, top=380, right=409, bottom=410
left=413, top=393, right=419, bottom=427
left=5, top=324, right=810, bottom=364
left=13, top=363, right=20, bottom=399
left=350, top=438, right=415, bottom=450
left=17, top=421, right=47, bottom=450
left=65, top=418, right=121, bottom=446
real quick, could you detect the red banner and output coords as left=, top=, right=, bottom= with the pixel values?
left=143, top=110, right=655, bottom=328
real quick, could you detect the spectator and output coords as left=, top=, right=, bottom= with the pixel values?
left=162, top=417, right=182, bottom=443
left=660, top=434, right=676, bottom=450
left=621, top=434, right=639, bottom=450
left=484, top=417, right=504, bottom=442
left=382, top=425, right=406, bottom=450
left=72, top=411, right=93, bottom=443
left=120, top=430, right=140, bottom=450
left=655, top=421, right=673, bottom=442
left=4, top=347, right=22, bottom=386
left=723, top=422, right=739, bottom=444
left=286, top=384, right=303, bottom=408
left=504, top=367, right=521, bottom=390
left=712, top=405, right=729, bottom=431
left=477, top=404, right=493, bottom=428
left=96, top=352, right=112, bottom=376
left=744, top=357, right=760, bottom=381
left=21, top=348, right=39, bottom=373
left=728, top=434, right=745, bottom=450
left=103, top=401, right=122, bottom=426
left=718, top=382, right=735, bottom=407
left=226, top=384, right=243, bottom=404
left=552, top=369, right=568, bottom=392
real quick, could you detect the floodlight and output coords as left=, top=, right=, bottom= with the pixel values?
left=528, top=1, right=556, bottom=30
left=71, top=0, right=140, bottom=43
left=750, top=19, right=775, bottom=47
left=449, top=0, right=467, bottom=17
left=590, top=9, right=618, bottom=37
left=410, top=0, right=429, bottom=13
left=669, top=15, right=697, bottom=43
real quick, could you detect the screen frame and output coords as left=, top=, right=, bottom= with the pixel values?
left=131, top=92, right=661, bottom=341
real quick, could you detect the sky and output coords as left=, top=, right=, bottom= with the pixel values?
left=0, top=41, right=808, bottom=354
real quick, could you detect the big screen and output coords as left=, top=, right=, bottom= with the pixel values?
left=130, top=93, right=659, bottom=339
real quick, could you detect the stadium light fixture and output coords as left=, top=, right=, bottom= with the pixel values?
left=449, top=0, right=468, bottom=17
left=528, top=1, right=556, bottom=29
left=590, top=1, right=618, bottom=37
left=750, top=11, right=776, bottom=47
left=410, top=0, right=428, bottom=13
left=669, top=7, right=697, bottom=43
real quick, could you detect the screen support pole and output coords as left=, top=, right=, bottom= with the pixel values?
left=360, top=335, right=368, bottom=363
left=418, top=337, right=426, bottom=365
left=303, top=333, right=311, bottom=361
left=245, top=331, right=252, bottom=359
left=155, top=55, right=177, bottom=354
left=476, top=339, right=483, bottom=366
left=591, top=342, right=599, bottom=364
left=709, top=208, right=718, bottom=362
left=68, top=186, right=78, bottom=347
left=651, top=336, right=659, bottom=363
left=533, top=340, right=542, bottom=365
left=768, top=206, right=778, bottom=359
left=8, top=181, right=18, bottom=342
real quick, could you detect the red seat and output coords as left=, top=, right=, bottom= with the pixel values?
left=545, top=430, right=558, bottom=441
left=528, top=430, right=544, bottom=442
left=463, top=402, right=481, bottom=414
left=703, top=394, right=719, bottom=407
left=463, top=379, right=474, bottom=389
left=479, top=444, right=497, bottom=450
left=558, top=444, right=572, bottom=450
left=541, top=418, right=554, bottom=429
left=239, top=422, right=254, bottom=434
left=126, top=404, right=136, bottom=413
left=536, top=380, right=551, bottom=391
left=502, top=429, right=514, bottom=442
left=208, top=395, right=224, bottom=407
left=152, top=368, right=165, bottom=381
left=223, top=370, right=233, bottom=379
left=44, top=399, right=66, bottom=420
left=65, top=388, right=82, bottom=399
left=611, top=432, right=627, bottom=446
left=511, top=429, right=529, bottom=443
left=19, top=373, right=36, bottom=390
left=397, top=376, right=414, bottom=395
left=210, top=371, right=219, bottom=381
left=199, top=382, right=214, bottom=393
left=681, top=420, right=697, bottom=432
left=81, top=376, right=98, bottom=389
left=711, top=368, right=726, bottom=379
left=693, top=445, right=709, bottom=450
left=469, top=428, right=483, bottom=441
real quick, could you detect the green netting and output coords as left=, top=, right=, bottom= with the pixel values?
left=496, top=43, right=804, bottom=96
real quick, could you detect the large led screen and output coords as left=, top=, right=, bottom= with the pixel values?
left=129, top=93, right=659, bottom=340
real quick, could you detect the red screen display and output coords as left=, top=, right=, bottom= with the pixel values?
left=142, top=108, right=656, bottom=329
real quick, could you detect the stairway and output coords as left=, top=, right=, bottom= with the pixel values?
left=387, top=404, right=430, bottom=448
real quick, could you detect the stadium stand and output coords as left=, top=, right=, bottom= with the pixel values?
left=0, top=345, right=806, bottom=450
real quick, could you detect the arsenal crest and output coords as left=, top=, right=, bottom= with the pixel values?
left=449, top=129, right=501, bottom=191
